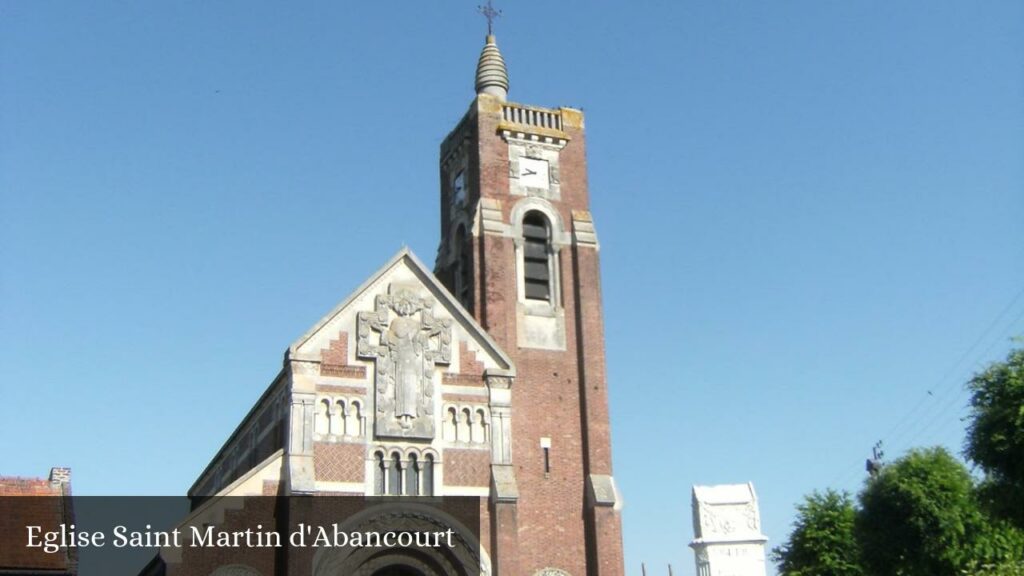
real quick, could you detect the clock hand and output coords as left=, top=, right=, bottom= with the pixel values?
left=523, top=169, right=537, bottom=176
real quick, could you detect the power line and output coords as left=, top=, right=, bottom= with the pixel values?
left=881, top=285, right=1024, bottom=448
left=825, top=285, right=1024, bottom=490
left=897, top=303, right=1024, bottom=452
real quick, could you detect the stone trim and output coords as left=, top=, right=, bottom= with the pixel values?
left=571, top=210, right=600, bottom=249
left=478, top=198, right=507, bottom=236
left=586, top=474, right=619, bottom=508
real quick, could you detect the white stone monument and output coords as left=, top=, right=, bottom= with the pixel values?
left=689, top=482, right=769, bottom=576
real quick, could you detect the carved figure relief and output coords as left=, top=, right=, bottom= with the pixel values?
left=357, top=284, right=451, bottom=439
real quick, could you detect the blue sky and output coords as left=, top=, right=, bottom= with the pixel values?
left=2, top=1, right=1023, bottom=575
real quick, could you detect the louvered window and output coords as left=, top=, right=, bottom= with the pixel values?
left=522, top=212, right=551, bottom=301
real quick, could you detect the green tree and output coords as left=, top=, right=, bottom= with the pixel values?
left=962, top=559, right=1024, bottom=576
left=856, top=447, right=1023, bottom=576
left=771, top=489, right=863, bottom=576
left=965, top=347, right=1024, bottom=527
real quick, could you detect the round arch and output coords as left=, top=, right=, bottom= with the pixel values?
left=311, top=502, right=490, bottom=576
left=508, top=197, right=570, bottom=247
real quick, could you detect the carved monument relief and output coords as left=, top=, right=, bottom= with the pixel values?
left=357, top=284, right=452, bottom=439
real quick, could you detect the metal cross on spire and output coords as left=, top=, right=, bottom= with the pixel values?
left=478, top=0, right=502, bottom=35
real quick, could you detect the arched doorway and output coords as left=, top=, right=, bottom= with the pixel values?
left=310, top=502, right=490, bottom=576
left=354, top=547, right=447, bottom=576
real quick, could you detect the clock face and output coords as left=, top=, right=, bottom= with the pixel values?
left=452, top=170, right=466, bottom=205
left=519, top=157, right=549, bottom=190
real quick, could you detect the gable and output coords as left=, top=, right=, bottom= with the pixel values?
left=288, top=248, right=514, bottom=377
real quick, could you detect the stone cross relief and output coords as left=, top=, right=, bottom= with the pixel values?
left=357, top=284, right=451, bottom=440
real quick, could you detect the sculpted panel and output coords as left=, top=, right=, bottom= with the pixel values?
left=357, top=284, right=451, bottom=440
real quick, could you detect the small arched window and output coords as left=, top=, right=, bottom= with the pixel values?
left=332, top=400, right=346, bottom=436
left=406, top=454, right=420, bottom=496
left=388, top=453, right=402, bottom=496
left=348, top=401, right=363, bottom=437
left=315, top=399, right=331, bottom=436
left=423, top=454, right=435, bottom=496
left=373, top=451, right=385, bottom=495
left=522, top=212, right=551, bottom=302
left=443, top=406, right=458, bottom=441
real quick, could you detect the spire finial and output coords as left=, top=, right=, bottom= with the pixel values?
left=474, top=30, right=509, bottom=101
left=478, top=1, right=501, bottom=35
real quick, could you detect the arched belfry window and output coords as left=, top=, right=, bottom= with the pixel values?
left=522, top=212, right=552, bottom=302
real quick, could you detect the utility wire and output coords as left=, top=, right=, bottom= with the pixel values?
left=898, top=303, right=1024, bottom=452
left=881, top=285, right=1024, bottom=448
left=824, top=285, right=1024, bottom=490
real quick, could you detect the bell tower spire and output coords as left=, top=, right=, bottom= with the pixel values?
left=474, top=34, right=509, bottom=101
left=436, top=20, right=625, bottom=575
left=474, top=1, right=508, bottom=101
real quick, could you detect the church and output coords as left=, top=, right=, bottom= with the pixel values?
left=163, top=30, right=625, bottom=576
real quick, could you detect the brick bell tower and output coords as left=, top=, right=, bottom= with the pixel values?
left=436, top=32, right=625, bottom=576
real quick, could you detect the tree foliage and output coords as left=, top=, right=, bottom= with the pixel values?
left=772, top=489, right=863, bottom=576
left=962, top=559, right=1024, bottom=576
left=856, top=447, right=1024, bottom=576
left=776, top=347, right=1024, bottom=576
left=965, top=347, right=1024, bottom=527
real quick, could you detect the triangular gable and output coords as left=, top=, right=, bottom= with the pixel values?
left=287, top=247, right=514, bottom=375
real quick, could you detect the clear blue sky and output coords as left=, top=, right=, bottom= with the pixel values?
left=2, top=2, right=1023, bottom=575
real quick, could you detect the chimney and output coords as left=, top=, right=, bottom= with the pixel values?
left=49, top=467, right=71, bottom=485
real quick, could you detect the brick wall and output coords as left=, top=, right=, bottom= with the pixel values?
left=444, top=448, right=491, bottom=487
left=314, top=443, right=366, bottom=483
left=465, top=95, right=624, bottom=575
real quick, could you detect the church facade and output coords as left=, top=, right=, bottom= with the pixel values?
left=178, top=34, right=624, bottom=576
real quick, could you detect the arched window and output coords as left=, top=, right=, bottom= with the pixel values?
left=475, top=408, right=488, bottom=443
left=349, top=401, right=364, bottom=437
left=458, top=408, right=472, bottom=443
left=423, top=454, right=435, bottom=496
left=406, top=454, right=420, bottom=496
left=443, top=406, right=458, bottom=441
left=315, top=399, right=331, bottom=436
left=388, top=453, right=402, bottom=496
left=374, top=451, right=385, bottom=495
left=331, top=400, right=346, bottom=436
left=522, top=212, right=552, bottom=302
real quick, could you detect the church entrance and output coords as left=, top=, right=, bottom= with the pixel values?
left=345, top=549, right=448, bottom=576
left=309, top=503, right=486, bottom=576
